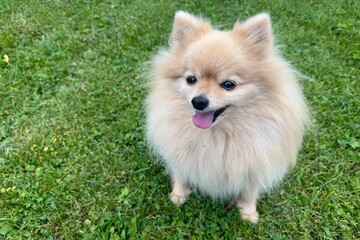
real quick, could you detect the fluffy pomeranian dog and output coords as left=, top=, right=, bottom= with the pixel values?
left=145, top=11, right=309, bottom=223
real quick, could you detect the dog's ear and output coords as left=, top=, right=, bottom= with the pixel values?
left=170, top=11, right=212, bottom=48
left=232, top=13, right=274, bottom=55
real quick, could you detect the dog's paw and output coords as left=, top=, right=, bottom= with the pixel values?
left=170, top=192, right=188, bottom=205
left=240, top=210, right=259, bottom=224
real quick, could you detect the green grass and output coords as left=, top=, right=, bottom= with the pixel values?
left=0, top=0, right=359, bottom=239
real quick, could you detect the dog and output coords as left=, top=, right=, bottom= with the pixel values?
left=145, top=11, right=309, bottom=223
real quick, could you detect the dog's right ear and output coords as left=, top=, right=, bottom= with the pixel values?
left=170, top=11, right=212, bottom=48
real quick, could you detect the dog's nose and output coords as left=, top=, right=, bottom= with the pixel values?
left=191, top=96, right=209, bottom=110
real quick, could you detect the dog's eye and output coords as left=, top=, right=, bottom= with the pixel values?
left=220, top=80, right=236, bottom=91
left=186, top=76, right=197, bottom=85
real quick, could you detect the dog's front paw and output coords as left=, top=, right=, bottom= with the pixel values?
left=170, top=192, right=188, bottom=205
left=240, top=210, right=259, bottom=224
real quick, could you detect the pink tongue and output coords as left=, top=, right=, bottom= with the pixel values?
left=192, top=111, right=215, bottom=129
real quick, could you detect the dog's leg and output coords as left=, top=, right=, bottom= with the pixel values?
left=236, top=189, right=259, bottom=223
left=170, top=175, right=191, bottom=206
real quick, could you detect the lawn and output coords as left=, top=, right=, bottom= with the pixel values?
left=0, top=0, right=359, bottom=239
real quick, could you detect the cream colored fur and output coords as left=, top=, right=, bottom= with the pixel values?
left=145, top=11, right=309, bottom=223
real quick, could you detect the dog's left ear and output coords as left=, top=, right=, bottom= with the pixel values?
left=232, top=13, right=274, bottom=55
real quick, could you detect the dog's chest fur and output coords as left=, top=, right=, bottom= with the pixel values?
left=155, top=121, right=274, bottom=199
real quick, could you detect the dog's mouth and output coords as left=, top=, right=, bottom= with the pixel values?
left=192, top=106, right=229, bottom=129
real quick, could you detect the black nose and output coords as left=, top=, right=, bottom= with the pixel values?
left=191, top=96, right=209, bottom=110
